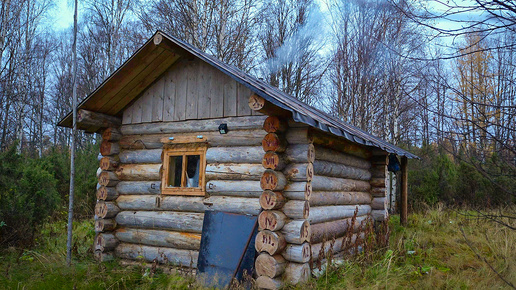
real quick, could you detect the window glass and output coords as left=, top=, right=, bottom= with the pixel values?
left=168, top=155, right=183, bottom=187
left=185, top=155, right=200, bottom=188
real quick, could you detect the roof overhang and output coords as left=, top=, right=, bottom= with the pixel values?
left=58, top=32, right=186, bottom=132
left=58, top=30, right=418, bottom=159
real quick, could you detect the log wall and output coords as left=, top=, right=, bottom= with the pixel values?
left=370, top=155, right=388, bottom=222
left=94, top=114, right=268, bottom=268
left=250, top=96, right=380, bottom=289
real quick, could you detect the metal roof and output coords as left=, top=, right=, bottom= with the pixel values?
left=59, top=30, right=418, bottom=159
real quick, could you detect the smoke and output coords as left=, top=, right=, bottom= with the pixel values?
left=266, top=1, right=328, bottom=74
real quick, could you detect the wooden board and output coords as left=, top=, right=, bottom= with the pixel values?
left=122, top=59, right=256, bottom=124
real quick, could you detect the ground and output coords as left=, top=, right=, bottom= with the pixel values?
left=0, top=208, right=514, bottom=289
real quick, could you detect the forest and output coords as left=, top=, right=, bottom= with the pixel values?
left=0, top=0, right=514, bottom=288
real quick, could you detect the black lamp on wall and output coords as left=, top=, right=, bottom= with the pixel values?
left=218, top=123, right=228, bottom=134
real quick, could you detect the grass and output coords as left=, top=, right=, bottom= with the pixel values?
left=0, top=208, right=514, bottom=289
left=302, top=207, right=516, bottom=289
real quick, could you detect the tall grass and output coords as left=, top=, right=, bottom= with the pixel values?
left=1, top=208, right=514, bottom=289
left=305, top=207, right=516, bottom=289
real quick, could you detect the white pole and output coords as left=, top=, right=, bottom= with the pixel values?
left=66, top=0, right=78, bottom=266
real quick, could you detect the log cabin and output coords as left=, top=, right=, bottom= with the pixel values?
left=58, top=31, right=417, bottom=289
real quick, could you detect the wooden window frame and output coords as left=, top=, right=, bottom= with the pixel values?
left=162, top=145, right=207, bottom=196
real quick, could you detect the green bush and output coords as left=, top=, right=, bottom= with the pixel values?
left=408, top=145, right=515, bottom=208
left=0, top=144, right=60, bottom=247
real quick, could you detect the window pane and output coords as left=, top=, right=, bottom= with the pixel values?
left=185, top=155, right=200, bottom=188
left=168, top=156, right=183, bottom=187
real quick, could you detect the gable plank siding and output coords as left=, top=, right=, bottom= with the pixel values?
left=123, top=58, right=255, bottom=125
left=152, top=77, right=165, bottom=122
left=185, top=60, right=199, bottom=120
left=163, top=69, right=176, bottom=122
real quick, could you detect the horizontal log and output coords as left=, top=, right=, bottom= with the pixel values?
left=95, top=219, right=117, bottom=232
left=102, top=127, right=122, bottom=141
left=95, top=201, right=120, bottom=219
left=311, top=233, right=364, bottom=261
left=119, top=130, right=266, bottom=149
left=371, top=187, right=386, bottom=197
left=121, top=115, right=267, bottom=135
left=281, top=220, right=310, bottom=244
left=115, top=195, right=261, bottom=216
left=309, top=205, right=371, bottom=224
left=285, top=144, right=315, bottom=163
left=283, top=200, right=310, bottom=219
left=371, top=165, right=386, bottom=178
left=119, top=149, right=162, bottom=164
left=115, top=211, right=204, bottom=233
left=78, top=109, right=121, bottom=128
left=258, top=210, right=287, bottom=231
left=371, top=209, right=388, bottom=221
left=116, top=195, right=205, bottom=212
left=310, top=216, right=369, bottom=244
left=115, top=164, right=161, bottom=181
left=284, top=262, right=310, bottom=285
left=371, top=155, right=388, bottom=165
left=100, top=140, right=120, bottom=156
left=255, top=253, right=286, bottom=278
left=282, top=242, right=310, bottom=263
left=115, top=227, right=201, bottom=250
left=262, top=133, right=287, bottom=153
left=283, top=182, right=312, bottom=201
left=115, top=243, right=198, bottom=267
left=259, top=191, right=285, bottom=210
left=263, top=115, right=288, bottom=133
left=285, top=128, right=313, bottom=144
left=262, top=151, right=288, bottom=170
left=206, top=180, right=262, bottom=197
left=205, top=163, right=264, bottom=181
left=255, top=230, right=286, bottom=255
left=371, top=197, right=387, bottom=210
left=116, top=181, right=161, bottom=195
left=261, top=170, right=287, bottom=191
left=370, top=178, right=385, bottom=187
left=94, top=250, right=114, bottom=262
left=98, top=171, right=119, bottom=187
left=255, top=276, right=283, bottom=290
left=311, top=130, right=371, bottom=159
left=96, top=186, right=118, bottom=201
left=95, top=233, right=118, bottom=252
left=309, top=191, right=372, bottom=207
left=100, top=156, right=120, bottom=171
left=203, top=196, right=261, bottom=215
left=314, top=145, right=371, bottom=169
left=248, top=94, right=288, bottom=117
left=283, top=163, right=314, bottom=182
left=313, top=160, right=371, bottom=181
left=311, top=175, right=371, bottom=192
left=205, top=146, right=263, bottom=164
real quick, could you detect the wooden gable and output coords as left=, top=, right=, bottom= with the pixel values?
left=122, top=58, right=257, bottom=125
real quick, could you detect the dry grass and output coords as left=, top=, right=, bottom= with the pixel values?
left=300, top=207, right=516, bottom=289
left=1, top=208, right=514, bottom=289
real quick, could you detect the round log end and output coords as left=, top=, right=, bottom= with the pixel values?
left=262, top=133, right=286, bottom=153
left=260, top=191, right=286, bottom=210
left=262, top=151, right=280, bottom=170
left=255, top=253, right=286, bottom=278
left=153, top=33, right=163, bottom=45
left=255, top=230, right=287, bottom=255
left=248, top=93, right=265, bottom=111
left=263, top=116, right=286, bottom=133
left=258, top=210, right=287, bottom=231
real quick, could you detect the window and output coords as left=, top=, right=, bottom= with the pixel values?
left=162, top=145, right=207, bottom=195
